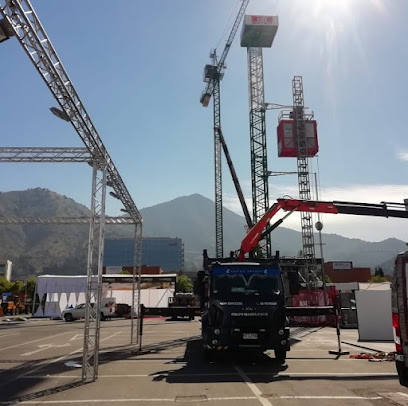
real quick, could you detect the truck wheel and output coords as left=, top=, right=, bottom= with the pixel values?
left=274, top=349, right=287, bottom=365
left=396, top=361, right=408, bottom=387
left=204, top=348, right=214, bottom=361
left=100, top=312, right=105, bottom=321
left=64, top=313, right=74, bottom=322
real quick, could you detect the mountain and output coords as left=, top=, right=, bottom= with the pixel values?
left=0, top=189, right=406, bottom=278
left=0, top=188, right=132, bottom=279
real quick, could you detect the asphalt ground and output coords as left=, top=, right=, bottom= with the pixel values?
left=0, top=318, right=408, bottom=406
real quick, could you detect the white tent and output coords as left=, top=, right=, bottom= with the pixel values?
left=34, top=275, right=88, bottom=318
left=34, top=274, right=176, bottom=318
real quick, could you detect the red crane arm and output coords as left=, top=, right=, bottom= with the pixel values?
left=238, top=198, right=408, bottom=261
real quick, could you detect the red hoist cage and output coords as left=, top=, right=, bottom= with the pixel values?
left=277, top=116, right=319, bottom=157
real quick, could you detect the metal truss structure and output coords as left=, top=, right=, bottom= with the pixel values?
left=0, top=0, right=143, bottom=383
left=247, top=47, right=271, bottom=257
left=0, top=147, right=91, bottom=162
left=200, top=0, right=250, bottom=258
left=212, top=67, right=223, bottom=257
left=0, top=216, right=133, bottom=225
left=292, top=76, right=316, bottom=280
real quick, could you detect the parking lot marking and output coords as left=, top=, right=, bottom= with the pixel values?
left=20, top=371, right=399, bottom=379
left=0, top=332, right=68, bottom=352
left=21, top=343, right=71, bottom=357
left=0, top=395, right=395, bottom=405
left=235, top=365, right=273, bottom=406
left=279, top=396, right=383, bottom=400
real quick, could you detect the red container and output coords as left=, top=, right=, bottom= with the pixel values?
left=277, top=120, right=318, bottom=157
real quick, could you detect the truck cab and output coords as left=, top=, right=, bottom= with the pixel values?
left=200, top=261, right=289, bottom=363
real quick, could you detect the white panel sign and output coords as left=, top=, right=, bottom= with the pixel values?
left=105, top=266, right=123, bottom=274
left=332, top=261, right=352, bottom=270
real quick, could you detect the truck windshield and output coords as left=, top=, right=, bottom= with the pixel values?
left=212, top=274, right=282, bottom=298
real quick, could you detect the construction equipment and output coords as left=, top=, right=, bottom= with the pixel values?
left=215, top=126, right=252, bottom=229
left=238, top=199, right=408, bottom=261
left=200, top=0, right=250, bottom=258
left=198, top=197, right=408, bottom=362
left=392, top=250, right=408, bottom=386
left=240, top=15, right=279, bottom=257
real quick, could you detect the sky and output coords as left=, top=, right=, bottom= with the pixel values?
left=1, top=0, right=408, bottom=243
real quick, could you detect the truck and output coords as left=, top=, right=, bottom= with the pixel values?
left=391, top=249, right=408, bottom=386
left=199, top=258, right=295, bottom=363
left=62, top=298, right=117, bottom=322
left=199, top=198, right=408, bottom=363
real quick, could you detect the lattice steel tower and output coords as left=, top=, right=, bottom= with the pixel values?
left=200, top=0, right=250, bottom=258
left=292, top=76, right=316, bottom=273
left=241, top=15, right=279, bottom=257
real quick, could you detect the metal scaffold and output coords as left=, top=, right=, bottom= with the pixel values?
left=0, top=0, right=143, bottom=382
left=292, top=76, right=316, bottom=280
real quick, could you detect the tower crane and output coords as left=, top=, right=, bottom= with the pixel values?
left=200, top=0, right=250, bottom=258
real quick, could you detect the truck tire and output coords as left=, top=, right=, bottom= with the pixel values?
left=64, top=313, right=74, bottom=322
left=274, top=349, right=286, bottom=365
left=204, top=348, right=214, bottom=361
left=396, top=361, right=408, bottom=387
left=100, top=312, right=106, bottom=321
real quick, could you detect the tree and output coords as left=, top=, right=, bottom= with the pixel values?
left=120, top=269, right=131, bottom=275
left=374, top=267, right=385, bottom=278
left=176, top=275, right=193, bottom=293
left=26, top=277, right=37, bottom=300
left=10, top=281, right=25, bottom=294
left=0, top=277, right=11, bottom=294
left=368, top=275, right=388, bottom=283
left=323, top=275, right=332, bottom=283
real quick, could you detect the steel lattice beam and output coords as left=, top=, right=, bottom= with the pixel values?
left=0, top=147, right=91, bottom=162
left=0, top=216, right=134, bottom=225
left=247, top=47, right=271, bottom=257
left=82, top=163, right=106, bottom=382
left=0, top=0, right=143, bottom=383
left=213, top=78, right=223, bottom=257
left=0, top=1, right=141, bottom=224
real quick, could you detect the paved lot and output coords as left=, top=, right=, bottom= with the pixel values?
left=0, top=318, right=407, bottom=405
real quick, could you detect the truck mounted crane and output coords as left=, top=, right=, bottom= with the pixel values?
left=199, top=197, right=408, bottom=362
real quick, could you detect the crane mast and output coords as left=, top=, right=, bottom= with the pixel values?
left=292, top=76, right=316, bottom=280
left=240, top=15, right=279, bottom=258
left=247, top=46, right=271, bottom=257
left=200, top=0, right=250, bottom=258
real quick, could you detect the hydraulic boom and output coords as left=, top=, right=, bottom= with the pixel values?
left=239, top=198, right=408, bottom=261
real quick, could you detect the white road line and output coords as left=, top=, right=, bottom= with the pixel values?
left=398, top=392, right=408, bottom=398
left=0, top=332, right=68, bottom=352
left=234, top=365, right=273, bottom=406
left=279, top=396, right=383, bottom=400
left=0, top=332, right=20, bottom=338
left=16, top=332, right=123, bottom=379
left=3, top=395, right=387, bottom=404
left=20, top=371, right=399, bottom=379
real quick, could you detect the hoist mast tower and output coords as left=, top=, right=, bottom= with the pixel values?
left=240, top=15, right=278, bottom=257
left=292, top=76, right=316, bottom=277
